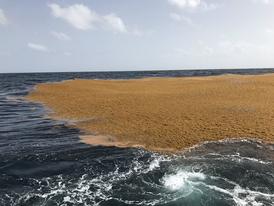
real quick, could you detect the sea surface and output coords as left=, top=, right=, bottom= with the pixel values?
left=0, top=69, right=274, bottom=206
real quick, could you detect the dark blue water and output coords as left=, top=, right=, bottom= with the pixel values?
left=0, top=69, right=274, bottom=206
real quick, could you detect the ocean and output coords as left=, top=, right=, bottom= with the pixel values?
left=0, top=69, right=274, bottom=206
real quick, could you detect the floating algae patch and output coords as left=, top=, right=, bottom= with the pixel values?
left=27, top=74, right=274, bottom=151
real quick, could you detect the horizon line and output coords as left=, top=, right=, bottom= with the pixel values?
left=1, top=67, right=274, bottom=74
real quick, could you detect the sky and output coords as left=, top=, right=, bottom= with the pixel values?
left=1, top=0, right=274, bottom=73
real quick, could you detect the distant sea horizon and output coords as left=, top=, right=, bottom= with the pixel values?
left=2, top=67, right=274, bottom=75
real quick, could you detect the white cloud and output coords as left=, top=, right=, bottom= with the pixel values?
left=168, top=0, right=218, bottom=11
left=168, top=0, right=201, bottom=9
left=132, top=28, right=145, bottom=37
left=253, top=0, right=273, bottom=4
left=103, top=13, right=127, bottom=33
left=48, top=3, right=128, bottom=33
left=170, top=13, right=182, bottom=21
left=0, top=9, right=8, bottom=25
left=219, top=40, right=257, bottom=54
left=28, top=43, right=49, bottom=52
left=51, top=31, right=71, bottom=41
left=201, top=2, right=218, bottom=11
left=48, top=4, right=98, bottom=30
left=170, top=13, right=194, bottom=26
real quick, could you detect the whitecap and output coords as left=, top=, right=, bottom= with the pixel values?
left=161, top=170, right=206, bottom=191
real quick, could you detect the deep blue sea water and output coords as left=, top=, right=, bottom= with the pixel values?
left=0, top=69, right=274, bottom=206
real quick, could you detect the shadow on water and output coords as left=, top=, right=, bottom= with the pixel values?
left=0, top=70, right=274, bottom=206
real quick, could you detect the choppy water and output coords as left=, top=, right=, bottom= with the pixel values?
left=0, top=69, right=274, bottom=206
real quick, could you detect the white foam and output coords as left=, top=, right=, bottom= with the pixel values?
left=162, top=170, right=206, bottom=191
left=201, top=152, right=272, bottom=165
left=142, top=153, right=174, bottom=173
left=148, top=155, right=170, bottom=171
left=200, top=177, right=274, bottom=206
left=148, top=159, right=161, bottom=171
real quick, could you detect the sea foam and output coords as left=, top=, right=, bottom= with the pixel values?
left=162, top=170, right=206, bottom=191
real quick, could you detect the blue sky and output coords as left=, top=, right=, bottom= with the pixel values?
left=0, top=0, right=274, bottom=73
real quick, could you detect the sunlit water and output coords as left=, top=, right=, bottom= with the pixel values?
left=0, top=70, right=274, bottom=206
